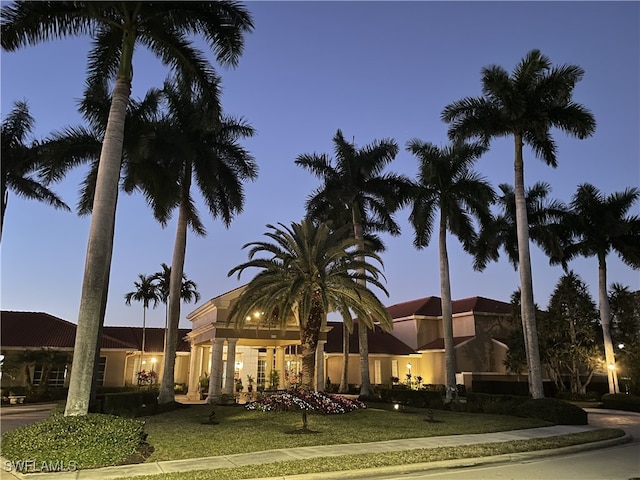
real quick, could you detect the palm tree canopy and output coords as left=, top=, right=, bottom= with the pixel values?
left=126, top=76, right=258, bottom=234
left=227, top=220, right=393, bottom=333
left=1, top=2, right=254, bottom=87
left=40, top=79, right=162, bottom=214
left=296, top=129, right=412, bottom=236
left=560, top=183, right=640, bottom=268
left=124, top=273, right=160, bottom=310
left=406, top=139, right=494, bottom=251
left=152, top=262, right=200, bottom=304
left=474, top=182, right=568, bottom=270
left=442, top=49, right=596, bottom=167
left=1, top=100, right=70, bottom=229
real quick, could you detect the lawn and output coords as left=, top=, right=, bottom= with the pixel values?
left=142, top=402, right=552, bottom=462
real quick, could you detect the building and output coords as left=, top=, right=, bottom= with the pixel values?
left=0, top=291, right=517, bottom=397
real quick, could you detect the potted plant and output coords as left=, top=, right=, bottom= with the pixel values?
left=246, top=375, right=255, bottom=393
left=235, top=378, right=244, bottom=393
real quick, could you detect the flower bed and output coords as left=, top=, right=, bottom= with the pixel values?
left=245, top=390, right=366, bottom=414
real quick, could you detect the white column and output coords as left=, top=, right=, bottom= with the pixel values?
left=275, top=346, right=285, bottom=389
left=224, top=338, right=238, bottom=396
left=315, top=340, right=326, bottom=392
left=266, top=347, right=274, bottom=388
left=208, top=338, right=224, bottom=404
left=186, top=342, right=200, bottom=400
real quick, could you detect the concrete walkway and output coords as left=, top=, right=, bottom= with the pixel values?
left=1, top=405, right=634, bottom=480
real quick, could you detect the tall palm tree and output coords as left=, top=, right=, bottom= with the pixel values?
left=227, top=220, right=393, bottom=389
left=441, top=49, right=596, bottom=398
left=124, top=274, right=160, bottom=368
left=1, top=1, right=254, bottom=416
left=1, top=100, right=70, bottom=241
left=152, top=262, right=200, bottom=332
left=131, top=77, right=257, bottom=404
left=296, top=129, right=411, bottom=396
left=406, top=140, right=494, bottom=402
left=559, top=184, right=640, bottom=393
left=473, top=182, right=568, bottom=271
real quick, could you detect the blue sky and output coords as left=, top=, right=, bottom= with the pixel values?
left=1, top=1, right=639, bottom=329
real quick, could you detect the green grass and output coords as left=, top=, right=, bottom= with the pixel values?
left=142, top=404, right=551, bottom=462
left=122, top=428, right=625, bottom=480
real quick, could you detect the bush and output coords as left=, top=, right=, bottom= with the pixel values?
left=97, top=391, right=158, bottom=417
left=246, top=390, right=366, bottom=414
left=514, top=397, right=587, bottom=425
left=379, top=388, right=443, bottom=409
left=465, top=393, right=529, bottom=414
left=0, top=414, right=146, bottom=470
left=601, top=393, right=640, bottom=412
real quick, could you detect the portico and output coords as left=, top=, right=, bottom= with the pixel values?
left=185, top=286, right=331, bottom=402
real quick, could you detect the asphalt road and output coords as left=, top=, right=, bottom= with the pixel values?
left=0, top=403, right=55, bottom=435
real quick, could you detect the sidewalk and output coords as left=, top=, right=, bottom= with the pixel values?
left=1, top=423, right=631, bottom=480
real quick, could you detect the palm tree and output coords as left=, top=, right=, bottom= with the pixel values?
left=473, top=182, right=568, bottom=271
left=406, top=139, right=494, bottom=402
left=295, top=129, right=411, bottom=396
left=227, top=220, right=393, bottom=389
left=441, top=49, right=596, bottom=398
left=1, top=100, right=70, bottom=241
left=131, top=77, right=257, bottom=404
left=559, top=184, right=640, bottom=394
left=152, top=262, right=200, bottom=332
left=124, top=273, right=161, bottom=370
left=1, top=1, right=254, bottom=416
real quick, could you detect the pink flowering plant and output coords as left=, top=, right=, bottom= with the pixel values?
left=136, top=369, right=157, bottom=386
left=246, top=390, right=366, bottom=414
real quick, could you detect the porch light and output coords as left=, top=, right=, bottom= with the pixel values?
left=618, top=343, right=625, bottom=349
left=407, top=363, right=412, bottom=371
left=235, top=361, right=243, bottom=370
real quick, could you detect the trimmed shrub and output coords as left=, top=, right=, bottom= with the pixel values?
left=246, top=390, right=366, bottom=414
left=0, top=414, right=146, bottom=470
left=465, top=393, right=529, bottom=414
left=97, top=391, right=158, bottom=417
left=379, top=388, right=443, bottom=409
left=601, top=393, right=640, bottom=413
left=514, top=397, right=587, bottom=425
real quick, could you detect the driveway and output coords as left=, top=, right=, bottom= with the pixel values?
left=0, top=403, right=56, bottom=435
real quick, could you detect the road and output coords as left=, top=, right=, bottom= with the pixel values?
left=0, top=403, right=55, bottom=435
left=354, top=409, right=640, bottom=480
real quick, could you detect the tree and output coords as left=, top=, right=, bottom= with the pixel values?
left=227, top=220, right=393, bottom=389
left=124, top=273, right=161, bottom=365
left=442, top=49, right=596, bottom=398
left=131, top=77, right=257, bottom=404
left=1, top=100, right=70, bottom=241
left=1, top=1, right=254, bottom=416
left=560, top=184, right=640, bottom=394
left=295, top=129, right=411, bottom=396
left=473, top=182, right=567, bottom=271
left=406, top=140, right=494, bottom=401
left=544, top=272, right=601, bottom=395
left=152, top=262, right=201, bottom=331
left=609, top=284, right=640, bottom=395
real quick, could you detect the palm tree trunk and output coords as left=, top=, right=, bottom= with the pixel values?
left=1, top=189, right=8, bottom=243
left=598, top=252, right=619, bottom=394
left=65, top=77, right=130, bottom=416
left=158, top=166, right=191, bottom=404
left=352, top=206, right=373, bottom=397
left=439, top=213, right=456, bottom=402
left=338, top=324, right=349, bottom=393
left=513, top=133, right=545, bottom=399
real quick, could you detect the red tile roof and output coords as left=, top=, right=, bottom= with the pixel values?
left=387, top=296, right=511, bottom=319
left=325, top=321, right=415, bottom=355
left=1, top=311, right=190, bottom=352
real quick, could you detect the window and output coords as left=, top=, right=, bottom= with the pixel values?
left=374, top=360, right=381, bottom=385
left=257, top=359, right=266, bottom=388
left=391, top=360, right=398, bottom=379
left=32, top=365, right=67, bottom=388
left=96, top=356, right=107, bottom=387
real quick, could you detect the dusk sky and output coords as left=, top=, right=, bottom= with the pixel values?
left=1, top=1, right=639, bottom=330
